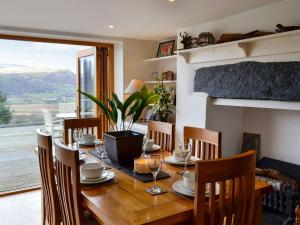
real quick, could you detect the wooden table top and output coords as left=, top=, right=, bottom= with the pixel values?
left=81, top=152, right=272, bottom=225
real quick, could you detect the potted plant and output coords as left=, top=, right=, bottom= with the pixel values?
left=150, top=75, right=175, bottom=122
left=78, top=87, right=159, bottom=166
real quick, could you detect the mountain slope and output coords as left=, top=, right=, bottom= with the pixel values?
left=0, top=65, right=76, bottom=104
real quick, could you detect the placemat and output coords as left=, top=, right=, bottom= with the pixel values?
left=89, top=150, right=170, bottom=183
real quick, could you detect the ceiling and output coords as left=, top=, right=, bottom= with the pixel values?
left=0, top=0, right=281, bottom=40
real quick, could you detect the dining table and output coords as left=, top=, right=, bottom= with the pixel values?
left=80, top=150, right=273, bottom=225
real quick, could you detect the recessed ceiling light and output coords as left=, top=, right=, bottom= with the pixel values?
left=108, top=25, right=114, bottom=29
left=169, top=0, right=175, bottom=2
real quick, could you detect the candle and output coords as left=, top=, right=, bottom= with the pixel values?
left=134, top=157, right=151, bottom=173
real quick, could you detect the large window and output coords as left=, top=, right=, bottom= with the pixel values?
left=0, top=36, right=113, bottom=194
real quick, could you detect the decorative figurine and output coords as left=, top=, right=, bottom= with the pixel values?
left=197, top=32, right=215, bottom=47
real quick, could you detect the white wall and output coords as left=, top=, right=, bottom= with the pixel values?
left=176, top=0, right=300, bottom=164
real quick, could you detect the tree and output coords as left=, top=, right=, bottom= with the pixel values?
left=0, top=91, right=13, bottom=124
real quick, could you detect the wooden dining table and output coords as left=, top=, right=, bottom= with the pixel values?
left=81, top=151, right=272, bottom=225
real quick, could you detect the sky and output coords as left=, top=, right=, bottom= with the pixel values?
left=0, top=39, right=90, bottom=72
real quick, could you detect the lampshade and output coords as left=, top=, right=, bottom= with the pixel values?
left=124, top=79, right=144, bottom=93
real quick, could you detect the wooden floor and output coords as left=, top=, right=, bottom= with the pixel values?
left=0, top=125, right=41, bottom=193
left=0, top=190, right=41, bottom=225
left=0, top=190, right=285, bottom=225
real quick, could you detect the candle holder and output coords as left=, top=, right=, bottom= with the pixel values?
left=134, top=155, right=151, bottom=174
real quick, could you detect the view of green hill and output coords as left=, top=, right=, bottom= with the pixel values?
left=0, top=64, right=76, bottom=104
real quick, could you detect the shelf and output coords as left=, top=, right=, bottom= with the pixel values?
left=143, top=55, right=177, bottom=63
left=176, top=29, right=300, bottom=64
left=211, top=98, right=300, bottom=111
left=144, top=80, right=176, bottom=84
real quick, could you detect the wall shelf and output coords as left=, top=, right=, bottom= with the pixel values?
left=144, top=80, right=176, bottom=84
left=176, top=29, right=300, bottom=64
left=211, top=98, right=300, bottom=111
left=143, top=55, right=177, bottom=63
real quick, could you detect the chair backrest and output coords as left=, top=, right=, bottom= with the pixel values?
left=54, top=139, right=84, bottom=225
left=64, top=117, right=101, bottom=144
left=194, top=150, right=256, bottom=225
left=147, top=120, right=175, bottom=152
left=59, top=102, right=76, bottom=114
left=184, top=126, right=221, bottom=159
left=41, top=109, right=53, bottom=128
left=36, top=129, right=61, bottom=225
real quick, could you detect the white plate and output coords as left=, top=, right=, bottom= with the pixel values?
left=143, top=144, right=161, bottom=152
left=79, top=153, right=85, bottom=161
left=172, top=180, right=220, bottom=197
left=80, top=170, right=115, bottom=184
left=172, top=180, right=195, bottom=197
left=165, top=155, right=196, bottom=165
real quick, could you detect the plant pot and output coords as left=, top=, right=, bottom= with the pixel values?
left=104, top=131, right=144, bottom=166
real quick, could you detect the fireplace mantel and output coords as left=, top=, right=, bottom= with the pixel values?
left=210, top=98, right=300, bottom=111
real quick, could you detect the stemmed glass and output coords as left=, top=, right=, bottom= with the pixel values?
left=146, top=154, right=163, bottom=194
left=182, top=142, right=192, bottom=175
left=73, top=129, right=83, bottom=149
left=95, top=139, right=106, bottom=167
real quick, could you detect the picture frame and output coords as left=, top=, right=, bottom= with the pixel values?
left=156, top=40, right=175, bottom=58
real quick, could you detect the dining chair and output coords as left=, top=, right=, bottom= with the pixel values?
left=59, top=102, right=76, bottom=114
left=194, top=150, right=256, bottom=225
left=184, top=126, right=221, bottom=159
left=64, top=117, right=101, bottom=144
left=36, top=128, right=61, bottom=225
left=41, top=108, right=63, bottom=138
left=147, top=120, right=175, bottom=152
left=54, top=140, right=100, bottom=225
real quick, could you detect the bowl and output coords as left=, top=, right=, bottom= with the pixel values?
left=173, top=149, right=192, bottom=162
left=144, top=139, right=154, bottom=150
left=183, top=172, right=195, bottom=191
left=80, top=163, right=103, bottom=179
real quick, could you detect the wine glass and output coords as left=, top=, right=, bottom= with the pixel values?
left=146, top=154, right=163, bottom=194
left=183, top=142, right=192, bottom=175
left=73, top=129, right=82, bottom=149
left=95, top=139, right=106, bottom=167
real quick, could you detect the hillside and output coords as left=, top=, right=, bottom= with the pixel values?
left=0, top=64, right=76, bottom=104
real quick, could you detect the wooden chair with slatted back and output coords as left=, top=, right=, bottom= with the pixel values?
left=54, top=140, right=100, bottom=225
left=184, top=126, right=221, bottom=159
left=148, top=120, right=175, bottom=152
left=36, top=129, right=61, bottom=225
left=54, top=140, right=83, bottom=225
left=64, top=117, right=101, bottom=145
left=194, top=150, right=256, bottom=225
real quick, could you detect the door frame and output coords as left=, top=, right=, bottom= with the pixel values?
left=0, top=33, right=114, bottom=196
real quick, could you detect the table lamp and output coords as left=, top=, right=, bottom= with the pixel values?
left=124, top=79, right=144, bottom=93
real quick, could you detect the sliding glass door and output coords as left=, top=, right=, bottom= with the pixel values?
left=76, top=46, right=113, bottom=136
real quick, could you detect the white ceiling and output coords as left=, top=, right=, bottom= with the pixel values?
left=0, top=0, right=281, bottom=40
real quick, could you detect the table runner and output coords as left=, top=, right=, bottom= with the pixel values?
left=89, top=150, right=170, bottom=183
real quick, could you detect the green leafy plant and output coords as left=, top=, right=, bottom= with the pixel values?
left=0, top=91, right=14, bottom=125
left=151, top=74, right=174, bottom=121
left=78, top=86, right=159, bottom=131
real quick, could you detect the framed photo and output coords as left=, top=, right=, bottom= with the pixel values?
left=156, top=40, right=175, bottom=58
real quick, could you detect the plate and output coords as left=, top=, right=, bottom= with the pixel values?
left=80, top=170, right=115, bottom=184
left=172, top=180, right=220, bottom=197
left=172, top=180, right=195, bottom=197
left=79, top=153, right=85, bottom=161
left=143, top=144, right=161, bottom=152
left=165, top=155, right=196, bottom=166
